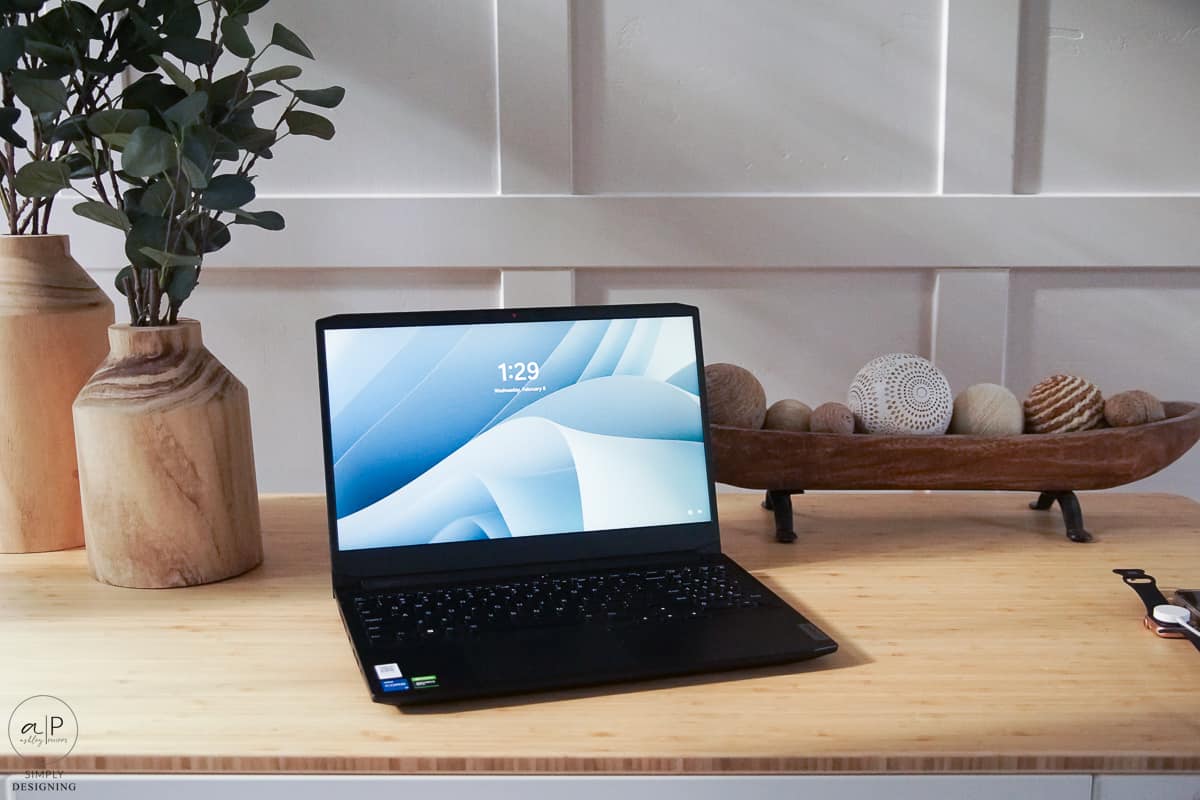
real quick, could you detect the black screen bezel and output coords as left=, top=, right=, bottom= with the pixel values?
left=315, top=303, right=721, bottom=587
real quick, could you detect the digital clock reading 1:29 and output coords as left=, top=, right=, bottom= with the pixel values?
left=497, top=361, right=541, bottom=382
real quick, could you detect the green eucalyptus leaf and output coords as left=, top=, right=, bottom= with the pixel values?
left=71, top=138, right=93, bottom=160
left=180, top=157, right=207, bottom=189
left=122, top=126, right=178, bottom=177
left=139, top=177, right=178, bottom=216
left=10, top=73, right=67, bottom=114
left=99, top=131, right=132, bottom=150
left=293, top=85, right=344, bottom=109
left=238, top=89, right=278, bottom=108
left=28, top=4, right=96, bottom=42
left=0, top=26, right=25, bottom=71
left=150, top=54, right=195, bottom=93
left=232, top=208, right=284, bottom=231
left=201, top=173, right=255, bottom=210
left=217, top=0, right=269, bottom=14
left=163, top=35, right=216, bottom=65
left=18, top=62, right=71, bottom=80
left=117, top=16, right=162, bottom=72
left=269, top=23, right=313, bottom=59
left=23, top=39, right=72, bottom=62
left=161, top=2, right=201, bottom=37
left=73, top=200, right=131, bottom=232
left=284, top=109, right=334, bottom=140
left=87, top=108, right=150, bottom=136
left=165, top=263, right=199, bottom=305
left=220, top=16, right=254, bottom=58
left=220, top=124, right=274, bottom=154
left=82, top=56, right=125, bottom=76
left=220, top=107, right=253, bottom=129
left=126, top=216, right=169, bottom=271
left=64, top=151, right=97, bottom=178
left=0, top=0, right=45, bottom=11
left=113, top=264, right=133, bottom=296
left=184, top=215, right=231, bottom=253
left=122, top=75, right=187, bottom=120
left=208, top=70, right=248, bottom=107
left=49, top=114, right=89, bottom=143
left=57, top=3, right=100, bottom=36
left=13, top=161, right=69, bottom=198
left=139, top=246, right=202, bottom=268
left=180, top=125, right=218, bottom=189
left=0, top=107, right=27, bottom=148
left=202, top=219, right=230, bottom=252
left=121, top=187, right=145, bottom=214
left=248, top=64, right=300, bottom=87
left=163, top=90, right=208, bottom=129
left=97, top=0, right=134, bottom=13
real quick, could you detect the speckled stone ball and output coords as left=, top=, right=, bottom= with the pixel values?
left=810, top=402, right=856, bottom=434
left=1023, top=374, right=1104, bottom=434
left=847, top=353, right=953, bottom=435
left=763, top=399, right=812, bottom=432
left=949, top=383, right=1024, bottom=436
left=1104, top=390, right=1165, bottom=428
left=704, top=363, right=767, bottom=429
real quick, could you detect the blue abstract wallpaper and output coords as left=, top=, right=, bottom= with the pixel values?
left=325, top=316, right=712, bottom=551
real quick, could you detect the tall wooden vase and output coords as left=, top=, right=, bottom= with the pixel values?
left=0, top=235, right=113, bottom=553
left=73, top=319, right=263, bottom=588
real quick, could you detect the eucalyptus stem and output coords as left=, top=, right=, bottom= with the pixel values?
left=2, top=72, right=16, bottom=236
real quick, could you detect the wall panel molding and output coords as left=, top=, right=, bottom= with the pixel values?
left=57, top=195, right=1197, bottom=272
left=942, top=0, right=1022, bottom=193
left=930, top=270, right=1011, bottom=388
left=495, top=0, right=574, bottom=193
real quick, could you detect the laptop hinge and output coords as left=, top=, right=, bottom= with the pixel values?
left=352, top=547, right=721, bottom=593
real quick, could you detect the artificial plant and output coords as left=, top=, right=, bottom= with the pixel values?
left=0, top=0, right=127, bottom=235
left=10, top=0, right=343, bottom=326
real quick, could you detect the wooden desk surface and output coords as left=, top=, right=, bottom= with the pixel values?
left=2, top=492, right=1199, bottom=775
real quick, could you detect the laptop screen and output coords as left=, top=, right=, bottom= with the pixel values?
left=322, top=314, right=713, bottom=552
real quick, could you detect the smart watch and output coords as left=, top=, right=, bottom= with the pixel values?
left=1114, top=568, right=1200, bottom=652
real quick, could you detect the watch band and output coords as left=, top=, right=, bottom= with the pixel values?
left=1113, top=568, right=1169, bottom=615
left=1114, top=568, right=1200, bottom=652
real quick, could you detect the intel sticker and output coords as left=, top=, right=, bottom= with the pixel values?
left=380, top=678, right=411, bottom=693
left=374, top=663, right=402, bottom=679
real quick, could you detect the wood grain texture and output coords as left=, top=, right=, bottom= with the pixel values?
left=0, top=235, right=113, bottom=553
left=72, top=319, right=262, bottom=588
left=1, top=492, right=1198, bottom=774
left=713, top=402, right=1200, bottom=492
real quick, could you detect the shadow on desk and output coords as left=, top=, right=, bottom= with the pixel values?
left=720, top=491, right=1175, bottom=574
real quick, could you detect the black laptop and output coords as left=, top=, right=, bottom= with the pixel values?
left=315, top=303, right=836, bottom=705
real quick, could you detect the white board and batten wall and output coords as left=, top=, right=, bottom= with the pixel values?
left=58, top=0, right=1200, bottom=501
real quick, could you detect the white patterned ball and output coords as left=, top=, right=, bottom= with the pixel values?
left=847, top=353, right=953, bottom=435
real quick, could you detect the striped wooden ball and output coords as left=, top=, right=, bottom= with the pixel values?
left=1023, top=375, right=1104, bottom=434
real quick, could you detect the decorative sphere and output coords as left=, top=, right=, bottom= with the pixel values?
left=705, top=363, right=766, bottom=429
left=1023, top=375, right=1104, bottom=434
left=810, top=402, right=855, bottom=434
left=949, top=383, right=1024, bottom=436
left=764, top=399, right=812, bottom=432
left=847, top=353, right=953, bottom=435
left=1104, top=390, right=1165, bottom=428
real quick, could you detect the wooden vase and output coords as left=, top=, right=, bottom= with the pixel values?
left=0, top=235, right=113, bottom=553
left=73, top=319, right=263, bottom=588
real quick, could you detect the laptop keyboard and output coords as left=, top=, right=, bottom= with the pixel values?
left=351, top=562, right=769, bottom=648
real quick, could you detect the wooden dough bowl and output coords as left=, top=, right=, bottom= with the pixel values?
left=711, top=401, right=1200, bottom=543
